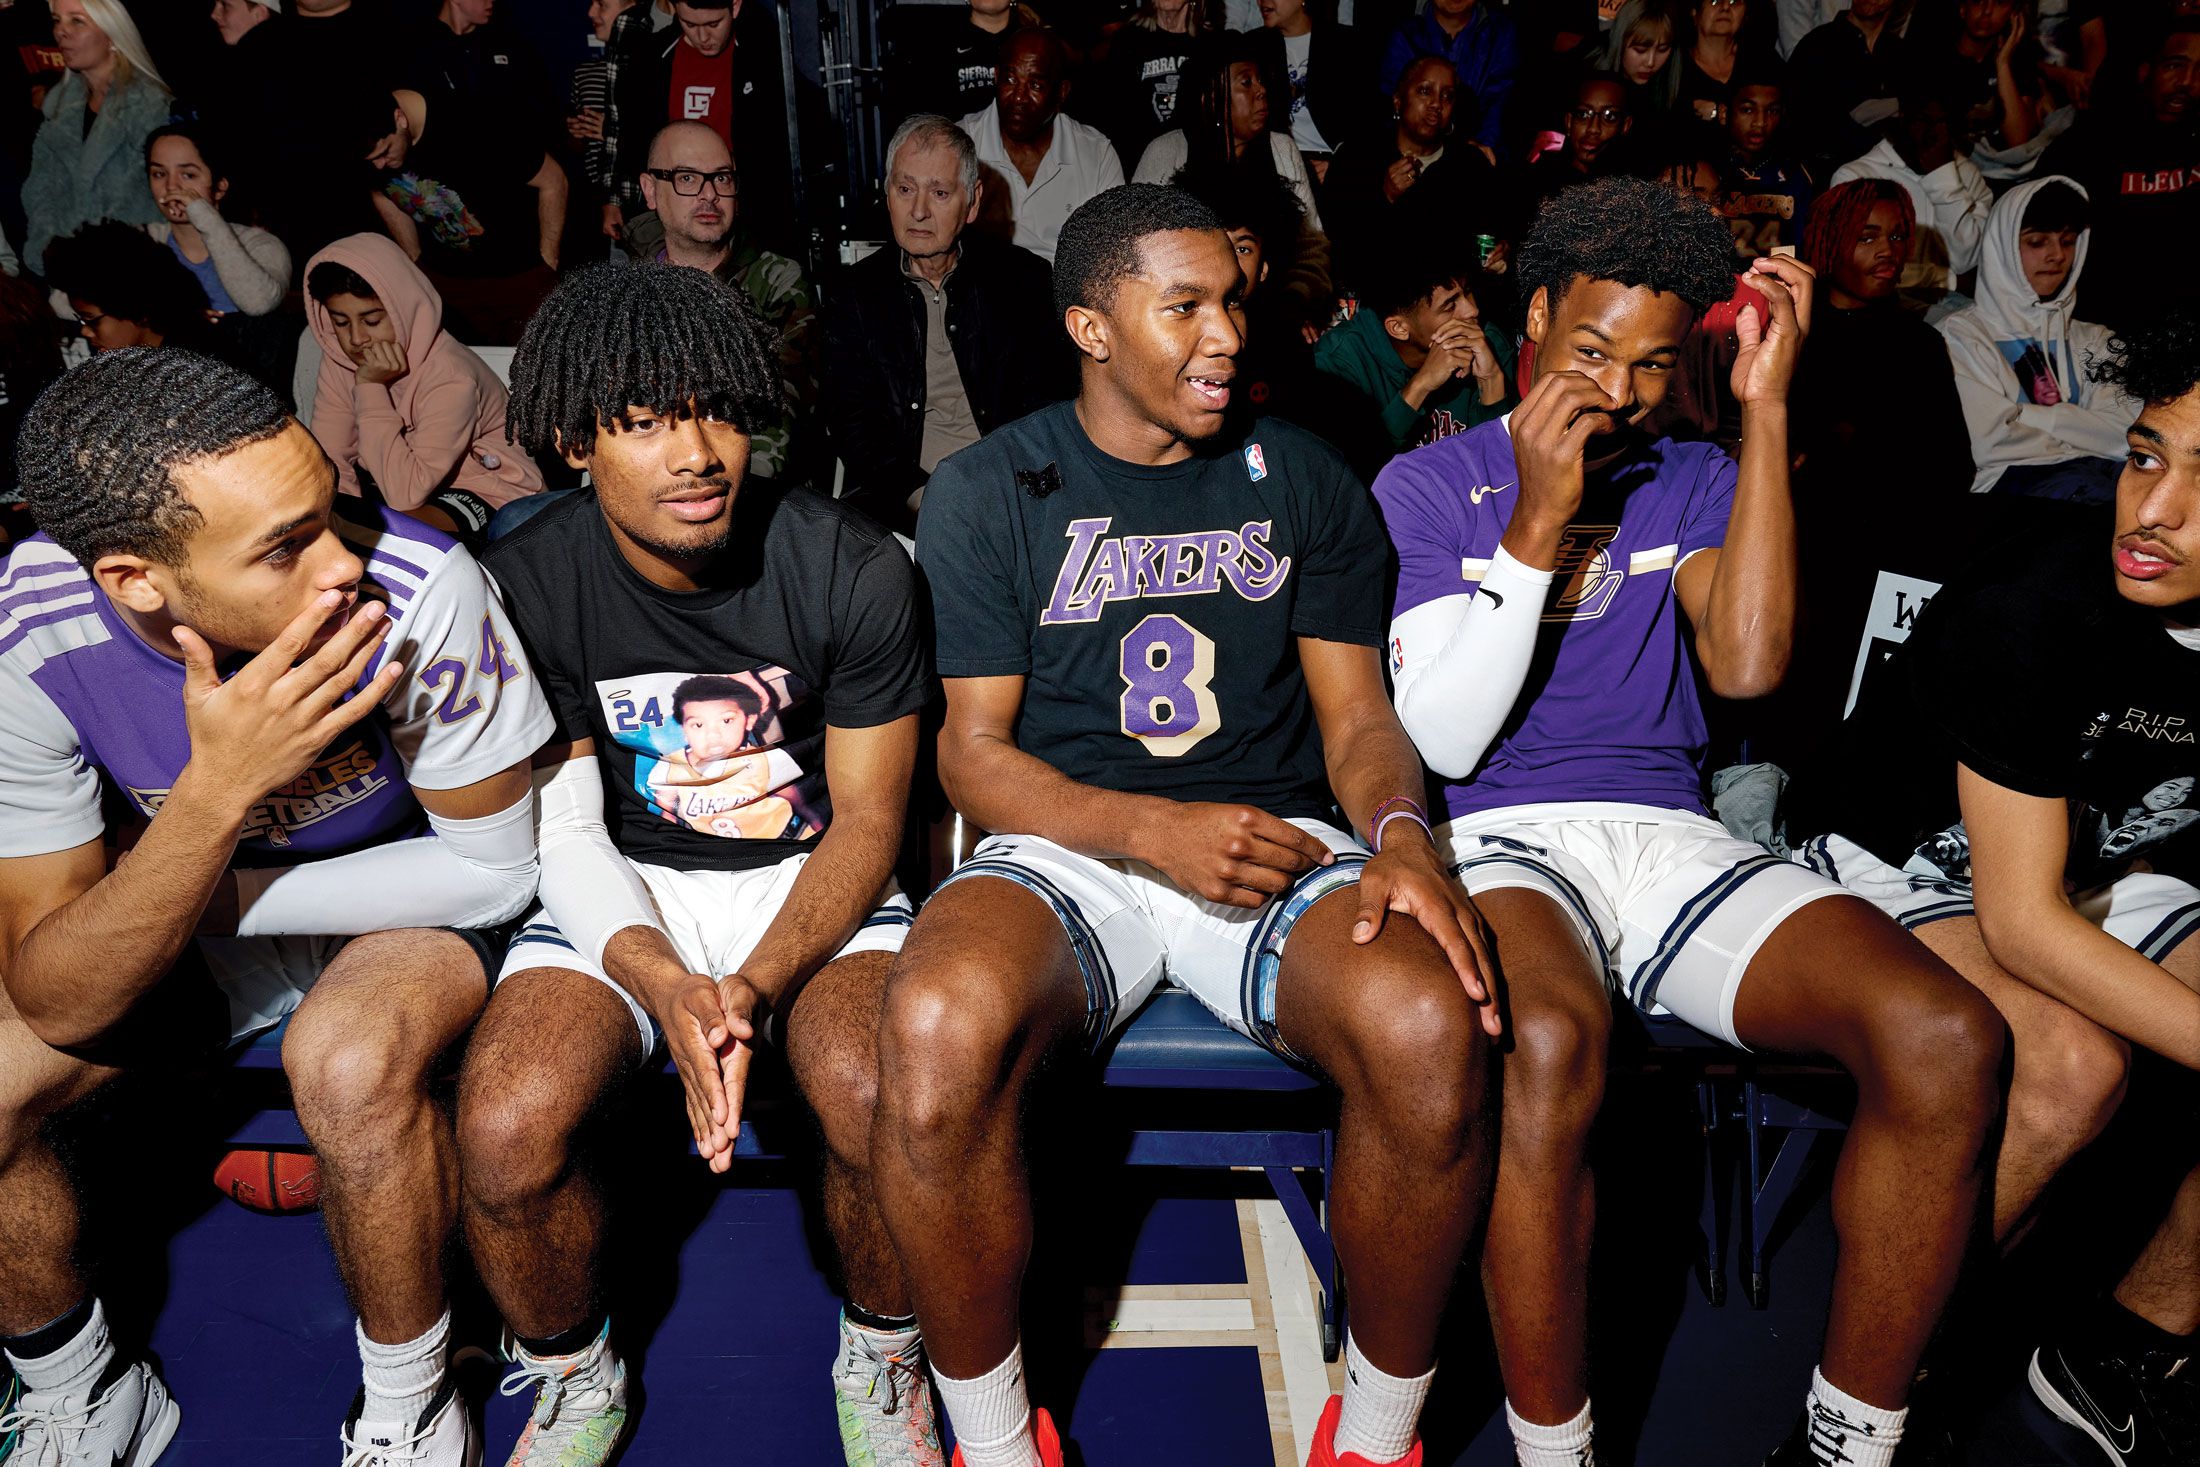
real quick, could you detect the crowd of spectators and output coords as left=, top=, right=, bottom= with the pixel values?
left=0, top=0, right=2189, bottom=554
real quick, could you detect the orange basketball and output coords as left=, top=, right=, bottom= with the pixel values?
left=213, top=1148, right=321, bottom=1214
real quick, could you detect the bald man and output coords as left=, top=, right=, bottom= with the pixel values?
left=619, top=122, right=820, bottom=482
left=957, top=31, right=1124, bottom=263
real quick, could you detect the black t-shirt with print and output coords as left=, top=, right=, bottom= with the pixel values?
left=915, top=401, right=1389, bottom=821
left=1793, top=511, right=2200, bottom=889
left=484, top=487, right=930, bottom=872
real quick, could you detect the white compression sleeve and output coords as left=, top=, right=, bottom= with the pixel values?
left=1390, top=545, right=1555, bottom=781
left=232, top=792, right=539, bottom=936
left=534, top=755, right=663, bottom=969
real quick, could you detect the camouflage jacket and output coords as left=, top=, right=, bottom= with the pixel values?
left=619, top=213, right=821, bottom=480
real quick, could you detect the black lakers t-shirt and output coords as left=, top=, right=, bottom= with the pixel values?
left=1794, top=512, right=2200, bottom=890
left=916, top=401, right=1390, bottom=822
left=485, top=488, right=930, bottom=872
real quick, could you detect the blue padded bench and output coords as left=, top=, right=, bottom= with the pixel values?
left=1096, top=989, right=1342, bottom=1358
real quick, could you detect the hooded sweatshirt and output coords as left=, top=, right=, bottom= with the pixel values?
left=1935, top=175, right=2138, bottom=493
left=305, top=234, right=542, bottom=512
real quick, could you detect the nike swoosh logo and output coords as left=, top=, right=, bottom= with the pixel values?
left=1469, top=481, right=1514, bottom=504
left=1482, top=589, right=1505, bottom=609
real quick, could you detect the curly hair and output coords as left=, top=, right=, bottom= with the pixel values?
left=44, top=221, right=212, bottom=341
left=1516, top=174, right=1737, bottom=317
left=2090, top=308, right=2200, bottom=408
left=15, top=347, right=289, bottom=567
left=1053, top=183, right=1223, bottom=319
left=1167, top=167, right=1302, bottom=284
left=506, top=261, right=785, bottom=461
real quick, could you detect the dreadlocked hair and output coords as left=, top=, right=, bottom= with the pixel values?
left=1516, top=174, right=1738, bottom=318
left=2090, top=307, right=2200, bottom=408
left=16, top=347, right=288, bottom=568
left=1801, top=178, right=1913, bottom=281
left=506, top=261, right=785, bottom=461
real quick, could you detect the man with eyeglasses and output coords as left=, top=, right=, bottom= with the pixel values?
left=1526, top=72, right=1629, bottom=208
left=619, top=121, right=820, bottom=483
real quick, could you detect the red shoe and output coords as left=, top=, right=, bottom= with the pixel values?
left=1306, top=1394, right=1423, bottom=1467
left=949, top=1406, right=1064, bottom=1467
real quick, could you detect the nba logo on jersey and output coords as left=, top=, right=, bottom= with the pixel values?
left=1244, top=444, right=1267, bottom=482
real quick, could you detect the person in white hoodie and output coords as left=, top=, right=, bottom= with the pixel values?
left=1937, top=174, right=2139, bottom=500
left=1830, top=91, right=1992, bottom=313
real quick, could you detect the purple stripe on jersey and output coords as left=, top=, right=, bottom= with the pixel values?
left=0, top=602, right=102, bottom=661
left=0, top=578, right=84, bottom=619
left=371, top=575, right=416, bottom=604
left=371, top=550, right=430, bottom=582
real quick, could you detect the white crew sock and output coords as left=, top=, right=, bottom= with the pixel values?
left=1334, top=1333, right=1434, bottom=1463
left=1803, top=1366, right=1906, bottom=1467
left=4, top=1298, right=111, bottom=1396
left=1507, top=1397, right=1595, bottom=1466
left=932, top=1344, right=1037, bottom=1467
left=356, top=1309, right=450, bottom=1425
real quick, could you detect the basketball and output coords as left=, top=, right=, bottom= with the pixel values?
left=212, top=1148, right=321, bottom=1214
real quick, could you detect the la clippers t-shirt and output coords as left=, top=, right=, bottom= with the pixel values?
left=916, top=402, right=1389, bottom=821
left=1791, top=513, right=2200, bottom=890
left=484, top=488, right=929, bottom=872
left=1375, top=415, right=1738, bottom=820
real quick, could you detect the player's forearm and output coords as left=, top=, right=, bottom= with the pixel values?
left=1700, top=402, right=1796, bottom=698
left=601, top=922, right=700, bottom=1021
left=10, top=771, right=246, bottom=1048
left=736, top=808, right=903, bottom=1004
left=231, top=796, right=538, bottom=936
left=1322, top=706, right=1433, bottom=838
left=1980, top=900, right=2200, bottom=1069
left=941, top=729, right=1177, bottom=866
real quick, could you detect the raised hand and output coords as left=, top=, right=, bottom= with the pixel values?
left=1139, top=802, right=1335, bottom=910
left=1730, top=253, right=1815, bottom=407
left=1508, top=367, right=1624, bottom=541
left=174, top=590, right=400, bottom=821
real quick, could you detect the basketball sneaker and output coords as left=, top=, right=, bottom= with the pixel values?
left=1305, top=1395, right=1423, bottom=1467
left=341, top=1378, right=479, bottom=1466
left=2029, top=1339, right=2200, bottom=1465
left=946, top=1407, right=1062, bottom=1467
left=0, top=1360, right=19, bottom=1464
left=497, top=1325, right=629, bottom=1466
left=0, top=1355, right=178, bottom=1467
left=830, top=1313, right=943, bottom=1467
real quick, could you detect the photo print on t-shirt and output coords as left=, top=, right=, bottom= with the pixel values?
left=596, top=668, right=825, bottom=842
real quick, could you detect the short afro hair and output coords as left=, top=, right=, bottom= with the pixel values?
left=16, top=347, right=290, bottom=567
left=1517, top=174, right=1738, bottom=318
left=2090, top=307, right=2200, bottom=408
left=1052, top=183, right=1223, bottom=320
left=672, top=673, right=762, bottom=723
left=44, top=221, right=211, bottom=339
left=507, top=261, right=785, bottom=461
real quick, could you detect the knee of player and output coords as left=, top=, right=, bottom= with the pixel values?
left=281, top=1017, right=418, bottom=1126
left=2015, top=1016, right=2130, bottom=1144
left=1503, top=996, right=1613, bottom=1126
left=798, top=1041, right=884, bottom=1169
left=1865, top=977, right=2008, bottom=1127
left=455, top=1078, right=576, bottom=1208
left=876, top=970, right=1022, bottom=1133
left=1330, top=977, right=1488, bottom=1116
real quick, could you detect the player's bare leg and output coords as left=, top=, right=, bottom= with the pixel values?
left=284, top=927, right=488, bottom=1453
left=1732, top=898, right=2003, bottom=1426
left=1271, top=889, right=1494, bottom=1375
left=872, top=880, right=1089, bottom=1464
left=1468, top=889, right=1610, bottom=1434
left=457, top=968, right=640, bottom=1341
left=1914, top=916, right=2130, bottom=1242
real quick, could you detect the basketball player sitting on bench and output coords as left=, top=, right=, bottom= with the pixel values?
left=456, top=263, right=937, bottom=1467
left=1374, top=176, right=2005, bottom=1467
left=877, top=183, right=1504, bottom=1467
left=0, top=349, right=552, bottom=1466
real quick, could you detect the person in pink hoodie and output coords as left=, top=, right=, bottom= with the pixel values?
left=304, top=232, right=542, bottom=541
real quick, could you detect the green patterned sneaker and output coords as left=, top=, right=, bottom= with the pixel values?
left=832, top=1312, right=944, bottom=1467
left=497, top=1325, right=629, bottom=1466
